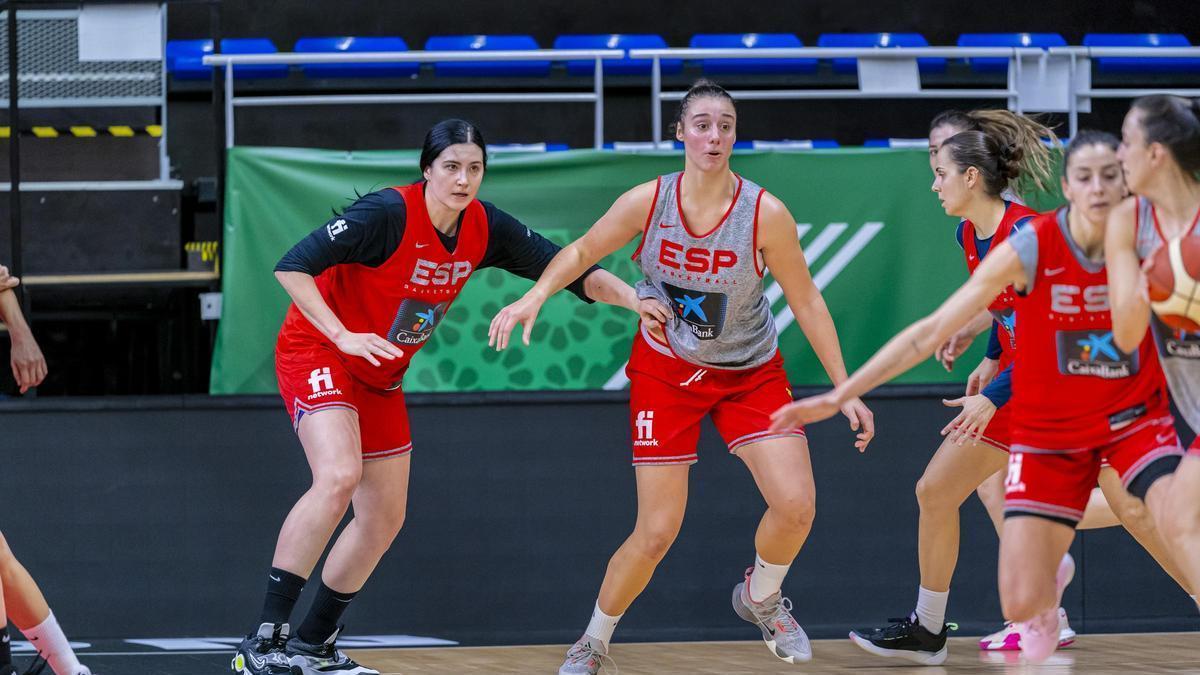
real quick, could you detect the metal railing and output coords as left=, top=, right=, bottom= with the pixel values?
left=202, top=49, right=625, bottom=149
left=202, top=46, right=1200, bottom=148
left=632, top=46, right=1200, bottom=141
left=3, top=7, right=173, bottom=183
left=1048, top=47, right=1200, bottom=136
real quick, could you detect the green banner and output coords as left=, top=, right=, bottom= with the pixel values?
left=212, top=147, right=1062, bottom=395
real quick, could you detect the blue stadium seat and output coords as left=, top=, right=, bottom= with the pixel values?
left=957, top=33, right=1067, bottom=73
left=1083, top=33, right=1200, bottom=73
left=294, top=37, right=418, bottom=78
left=167, top=38, right=288, bottom=80
left=553, top=34, right=681, bottom=76
left=688, top=34, right=816, bottom=74
left=424, top=35, right=549, bottom=77
left=816, top=33, right=945, bottom=74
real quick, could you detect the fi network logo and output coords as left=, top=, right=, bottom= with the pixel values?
left=634, top=410, right=658, bottom=447
left=327, top=218, right=348, bottom=240
left=307, top=367, right=342, bottom=399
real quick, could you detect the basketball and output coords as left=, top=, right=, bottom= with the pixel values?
left=1146, top=236, right=1200, bottom=331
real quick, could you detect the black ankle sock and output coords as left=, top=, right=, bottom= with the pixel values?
left=0, top=626, right=11, bottom=666
left=297, top=582, right=358, bottom=644
left=260, top=567, right=307, bottom=626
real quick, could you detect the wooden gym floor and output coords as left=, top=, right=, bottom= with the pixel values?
left=347, top=633, right=1198, bottom=674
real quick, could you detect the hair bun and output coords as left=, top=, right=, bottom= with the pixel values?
left=998, top=143, right=1024, bottom=179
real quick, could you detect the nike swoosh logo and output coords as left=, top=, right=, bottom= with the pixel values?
left=1156, top=430, right=1177, bottom=444
left=415, top=243, right=430, bottom=248
left=659, top=222, right=676, bottom=228
left=1045, top=267, right=1066, bottom=276
left=270, top=575, right=281, bottom=582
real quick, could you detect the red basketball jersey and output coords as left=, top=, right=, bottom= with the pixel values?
left=276, top=183, right=489, bottom=391
left=962, top=201, right=1037, bottom=363
left=1010, top=209, right=1168, bottom=449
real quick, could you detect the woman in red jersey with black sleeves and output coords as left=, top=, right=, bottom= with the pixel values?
left=230, top=119, right=662, bottom=675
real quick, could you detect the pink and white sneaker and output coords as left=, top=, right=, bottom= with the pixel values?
left=1019, top=605, right=1061, bottom=664
left=978, top=608, right=1075, bottom=651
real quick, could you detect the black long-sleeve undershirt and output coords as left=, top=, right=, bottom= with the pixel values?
left=275, top=187, right=599, bottom=301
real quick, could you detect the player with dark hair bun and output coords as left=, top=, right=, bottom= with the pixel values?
left=231, top=119, right=649, bottom=675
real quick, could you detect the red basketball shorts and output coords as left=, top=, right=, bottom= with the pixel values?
left=276, top=343, right=413, bottom=461
left=1004, top=413, right=1183, bottom=527
left=625, top=331, right=806, bottom=466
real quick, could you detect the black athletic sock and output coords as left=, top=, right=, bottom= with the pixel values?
left=297, top=582, right=358, bottom=645
left=260, top=567, right=307, bottom=626
left=0, top=625, right=11, bottom=666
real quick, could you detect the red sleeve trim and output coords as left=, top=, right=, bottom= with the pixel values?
left=630, top=175, right=663, bottom=262
left=752, top=188, right=767, bottom=277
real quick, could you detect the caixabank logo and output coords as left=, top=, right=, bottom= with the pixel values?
left=389, top=299, right=450, bottom=346
left=603, top=221, right=885, bottom=390
left=1055, top=329, right=1140, bottom=378
left=1161, top=322, right=1200, bottom=359
left=662, top=281, right=728, bottom=340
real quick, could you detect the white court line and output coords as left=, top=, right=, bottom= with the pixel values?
left=772, top=222, right=885, bottom=334
left=764, top=222, right=847, bottom=305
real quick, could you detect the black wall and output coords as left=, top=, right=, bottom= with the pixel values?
left=168, top=0, right=1199, bottom=49
left=0, top=390, right=1192, bottom=643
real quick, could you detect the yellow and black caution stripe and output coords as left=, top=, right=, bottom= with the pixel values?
left=0, top=125, right=163, bottom=138
left=184, top=241, right=220, bottom=263
left=184, top=241, right=221, bottom=276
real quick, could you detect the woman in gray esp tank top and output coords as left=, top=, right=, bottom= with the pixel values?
left=488, top=81, right=873, bottom=671
left=1107, top=94, right=1200, bottom=603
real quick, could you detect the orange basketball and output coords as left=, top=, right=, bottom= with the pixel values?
left=1146, top=236, right=1200, bottom=331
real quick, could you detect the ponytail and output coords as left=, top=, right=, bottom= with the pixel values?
left=942, top=110, right=1058, bottom=197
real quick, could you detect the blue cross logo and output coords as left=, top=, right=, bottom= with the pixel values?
left=675, top=294, right=708, bottom=322
left=416, top=308, right=437, bottom=329
left=1077, top=332, right=1119, bottom=361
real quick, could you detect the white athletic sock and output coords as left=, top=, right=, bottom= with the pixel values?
left=914, top=586, right=949, bottom=632
left=21, top=612, right=83, bottom=675
left=584, top=602, right=622, bottom=648
left=748, top=554, right=791, bottom=603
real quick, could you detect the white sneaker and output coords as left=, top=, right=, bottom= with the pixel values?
left=558, top=636, right=615, bottom=675
left=978, top=608, right=1075, bottom=651
left=732, top=569, right=812, bottom=664
left=1057, top=607, right=1076, bottom=646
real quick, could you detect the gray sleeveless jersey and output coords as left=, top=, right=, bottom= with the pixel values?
left=633, top=171, right=777, bottom=369
left=1134, top=197, right=1200, bottom=431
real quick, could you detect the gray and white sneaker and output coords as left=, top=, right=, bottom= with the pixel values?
left=284, top=625, right=378, bottom=674
left=231, top=622, right=291, bottom=675
left=558, top=636, right=616, bottom=675
left=733, top=570, right=812, bottom=664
